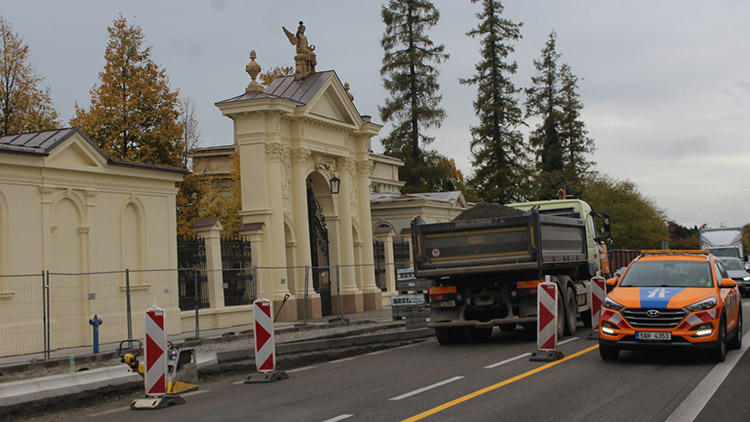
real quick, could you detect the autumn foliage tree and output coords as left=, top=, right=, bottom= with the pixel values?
left=71, top=15, right=185, bottom=168
left=259, top=65, right=294, bottom=87
left=579, top=174, right=669, bottom=249
left=0, top=16, right=59, bottom=136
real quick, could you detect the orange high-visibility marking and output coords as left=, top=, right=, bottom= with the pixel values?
left=429, top=286, right=457, bottom=295
left=515, top=280, right=543, bottom=289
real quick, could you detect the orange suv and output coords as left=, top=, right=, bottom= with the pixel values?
left=599, top=250, right=742, bottom=361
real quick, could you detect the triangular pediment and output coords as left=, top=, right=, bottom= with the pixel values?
left=305, top=75, right=360, bottom=126
left=46, top=134, right=106, bottom=169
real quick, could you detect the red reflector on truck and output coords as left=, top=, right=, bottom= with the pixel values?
left=429, top=286, right=457, bottom=295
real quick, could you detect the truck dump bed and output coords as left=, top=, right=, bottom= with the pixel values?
left=412, top=209, right=588, bottom=278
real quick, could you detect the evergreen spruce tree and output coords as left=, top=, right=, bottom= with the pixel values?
left=524, top=31, right=564, bottom=200
left=0, top=16, right=59, bottom=136
left=71, top=15, right=185, bottom=168
left=460, top=0, right=528, bottom=203
left=379, top=0, right=450, bottom=191
left=558, top=63, right=595, bottom=191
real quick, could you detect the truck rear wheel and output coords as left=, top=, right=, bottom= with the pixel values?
left=557, top=292, right=565, bottom=338
left=435, top=327, right=454, bottom=345
left=564, top=285, right=577, bottom=336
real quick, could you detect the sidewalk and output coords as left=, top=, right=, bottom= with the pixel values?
left=0, top=306, right=432, bottom=412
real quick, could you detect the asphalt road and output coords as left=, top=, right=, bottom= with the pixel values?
left=39, top=299, right=750, bottom=422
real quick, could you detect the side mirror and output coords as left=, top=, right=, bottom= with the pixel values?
left=720, top=278, right=737, bottom=288
left=605, top=277, right=618, bottom=287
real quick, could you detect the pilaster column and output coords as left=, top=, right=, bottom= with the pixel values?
left=374, top=227, right=396, bottom=295
left=291, top=148, right=312, bottom=298
left=266, top=142, right=292, bottom=301
left=194, top=218, right=225, bottom=309
left=335, top=157, right=358, bottom=295
left=240, top=223, right=266, bottom=300
left=356, top=159, right=379, bottom=293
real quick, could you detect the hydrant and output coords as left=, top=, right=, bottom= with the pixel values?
left=89, top=315, right=103, bottom=354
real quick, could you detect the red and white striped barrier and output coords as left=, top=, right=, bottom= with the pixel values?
left=245, top=296, right=289, bottom=383
left=254, top=298, right=275, bottom=372
left=131, top=300, right=187, bottom=409
left=530, top=276, right=565, bottom=362
left=245, top=292, right=289, bottom=384
left=590, top=276, right=606, bottom=332
left=144, top=301, right=167, bottom=396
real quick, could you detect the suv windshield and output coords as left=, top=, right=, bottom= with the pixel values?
left=620, top=260, right=713, bottom=288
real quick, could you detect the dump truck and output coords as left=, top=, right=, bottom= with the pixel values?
left=699, top=227, right=744, bottom=260
left=411, top=199, right=611, bottom=345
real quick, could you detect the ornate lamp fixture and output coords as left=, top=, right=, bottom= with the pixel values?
left=315, top=163, right=340, bottom=195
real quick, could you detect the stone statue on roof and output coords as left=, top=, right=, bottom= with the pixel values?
left=283, top=21, right=317, bottom=80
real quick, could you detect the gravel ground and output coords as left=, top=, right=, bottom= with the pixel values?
left=453, top=202, right=525, bottom=221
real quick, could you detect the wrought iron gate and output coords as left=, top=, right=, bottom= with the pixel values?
left=221, top=236, right=254, bottom=306
left=308, top=186, right=332, bottom=316
left=177, top=234, right=209, bottom=310
left=393, top=240, right=411, bottom=270
left=373, top=239, right=386, bottom=291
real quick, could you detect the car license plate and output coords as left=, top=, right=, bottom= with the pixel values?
left=432, top=300, right=455, bottom=307
left=636, top=331, right=671, bottom=341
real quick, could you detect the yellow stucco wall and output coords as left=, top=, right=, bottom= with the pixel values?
left=0, top=130, right=184, bottom=356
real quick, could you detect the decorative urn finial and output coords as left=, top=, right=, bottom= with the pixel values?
left=245, top=50, right=263, bottom=93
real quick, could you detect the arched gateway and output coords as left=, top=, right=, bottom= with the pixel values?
left=215, top=45, right=382, bottom=321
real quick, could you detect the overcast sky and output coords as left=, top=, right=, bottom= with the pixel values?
left=3, top=0, right=749, bottom=228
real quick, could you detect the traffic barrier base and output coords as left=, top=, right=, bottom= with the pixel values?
left=529, top=350, right=564, bottom=362
left=131, top=395, right=186, bottom=410
left=244, top=371, right=289, bottom=384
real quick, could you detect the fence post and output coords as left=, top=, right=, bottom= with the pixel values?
left=125, top=268, right=132, bottom=341
left=303, top=265, right=309, bottom=325
left=194, top=268, right=200, bottom=339
left=252, top=265, right=258, bottom=302
left=42, top=271, right=48, bottom=360
left=330, top=265, right=348, bottom=323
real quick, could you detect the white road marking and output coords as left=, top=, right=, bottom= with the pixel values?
left=485, top=352, right=531, bottom=369
left=327, top=356, right=358, bottom=364
left=322, top=414, right=353, bottom=422
left=558, top=337, right=580, bottom=346
left=287, top=365, right=316, bottom=373
left=666, top=326, right=750, bottom=421
left=389, top=376, right=464, bottom=401
left=181, top=389, right=210, bottom=397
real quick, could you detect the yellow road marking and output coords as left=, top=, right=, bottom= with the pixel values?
left=401, top=344, right=599, bottom=422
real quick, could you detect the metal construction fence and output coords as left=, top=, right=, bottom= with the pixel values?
left=0, top=260, right=413, bottom=366
left=0, top=268, right=214, bottom=366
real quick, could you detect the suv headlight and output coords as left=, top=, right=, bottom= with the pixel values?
left=743, top=276, right=750, bottom=281
left=602, top=296, right=625, bottom=312
left=684, top=297, right=717, bottom=313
